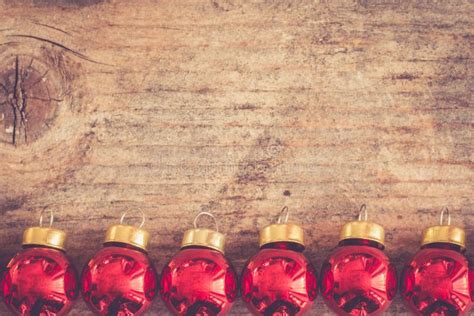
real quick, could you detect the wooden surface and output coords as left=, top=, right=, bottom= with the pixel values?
left=0, top=0, right=473, bottom=315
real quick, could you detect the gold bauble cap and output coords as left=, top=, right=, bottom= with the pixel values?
left=181, top=228, right=226, bottom=253
left=181, top=212, right=225, bottom=253
left=104, top=224, right=150, bottom=251
left=23, top=227, right=67, bottom=251
left=339, top=220, right=385, bottom=245
left=340, top=204, right=385, bottom=245
left=259, top=223, right=305, bottom=247
left=421, top=225, right=466, bottom=249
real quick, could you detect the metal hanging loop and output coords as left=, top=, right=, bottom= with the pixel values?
left=277, top=206, right=290, bottom=224
left=39, top=208, right=54, bottom=227
left=194, top=211, right=219, bottom=232
left=358, top=204, right=368, bottom=221
left=120, top=208, right=146, bottom=228
left=439, top=207, right=451, bottom=226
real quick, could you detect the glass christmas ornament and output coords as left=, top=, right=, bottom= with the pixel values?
left=401, top=208, right=473, bottom=315
left=320, top=204, right=397, bottom=316
left=1, top=209, right=79, bottom=315
left=81, top=210, right=158, bottom=315
left=160, top=212, right=238, bottom=316
left=241, top=207, right=318, bottom=315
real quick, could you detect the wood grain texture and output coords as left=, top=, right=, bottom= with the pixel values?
left=0, top=0, right=472, bottom=314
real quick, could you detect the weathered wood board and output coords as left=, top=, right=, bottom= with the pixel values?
left=0, top=0, right=472, bottom=315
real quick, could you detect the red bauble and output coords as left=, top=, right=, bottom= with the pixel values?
left=2, top=246, right=79, bottom=315
left=81, top=244, right=158, bottom=315
left=320, top=239, right=397, bottom=316
left=401, top=243, right=473, bottom=315
left=241, top=242, right=318, bottom=315
left=160, top=247, right=238, bottom=315
left=470, top=266, right=474, bottom=300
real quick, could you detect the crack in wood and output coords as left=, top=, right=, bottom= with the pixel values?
left=32, top=22, right=72, bottom=36
left=7, top=34, right=111, bottom=66
left=11, top=56, right=30, bottom=144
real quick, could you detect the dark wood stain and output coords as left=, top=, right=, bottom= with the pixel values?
left=4, top=0, right=104, bottom=7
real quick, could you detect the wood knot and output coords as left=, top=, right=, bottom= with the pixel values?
left=0, top=55, right=62, bottom=145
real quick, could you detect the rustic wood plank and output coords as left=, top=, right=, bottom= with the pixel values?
left=0, top=0, right=472, bottom=315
